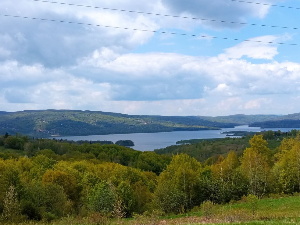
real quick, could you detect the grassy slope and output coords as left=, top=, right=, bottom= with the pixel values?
left=211, top=221, right=299, bottom=225
left=161, top=195, right=300, bottom=225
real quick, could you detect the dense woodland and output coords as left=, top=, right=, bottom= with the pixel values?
left=2, top=110, right=300, bottom=138
left=155, top=130, right=297, bottom=163
left=0, top=131, right=300, bottom=223
left=0, top=110, right=234, bottom=137
left=250, top=119, right=300, bottom=128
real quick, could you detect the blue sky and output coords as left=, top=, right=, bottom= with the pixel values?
left=0, top=0, right=299, bottom=116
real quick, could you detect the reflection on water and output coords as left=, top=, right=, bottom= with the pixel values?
left=60, top=125, right=299, bottom=151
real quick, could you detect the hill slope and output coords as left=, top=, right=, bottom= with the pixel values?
left=0, top=110, right=236, bottom=137
left=249, top=113, right=300, bottom=128
left=200, top=114, right=281, bottom=125
left=0, top=110, right=297, bottom=137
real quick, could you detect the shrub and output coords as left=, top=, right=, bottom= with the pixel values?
left=89, top=212, right=111, bottom=225
left=43, top=212, right=57, bottom=222
left=246, top=194, right=258, bottom=216
left=201, top=200, right=215, bottom=219
left=221, top=208, right=251, bottom=223
left=132, top=210, right=162, bottom=225
left=20, top=200, right=42, bottom=221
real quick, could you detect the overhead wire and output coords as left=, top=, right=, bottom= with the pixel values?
left=28, top=0, right=299, bottom=30
left=0, top=13, right=297, bottom=46
left=229, top=0, right=300, bottom=9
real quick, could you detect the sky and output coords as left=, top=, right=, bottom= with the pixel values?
left=0, top=0, right=300, bottom=116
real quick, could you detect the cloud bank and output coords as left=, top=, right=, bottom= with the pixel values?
left=0, top=0, right=298, bottom=116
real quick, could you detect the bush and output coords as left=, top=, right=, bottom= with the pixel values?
left=132, top=210, right=162, bottom=225
left=43, top=212, right=57, bottom=222
left=220, top=208, right=251, bottom=223
left=246, top=194, right=258, bottom=216
left=89, top=212, right=111, bottom=225
left=191, top=205, right=201, bottom=213
left=20, top=200, right=42, bottom=221
left=201, top=200, right=215, bottom=219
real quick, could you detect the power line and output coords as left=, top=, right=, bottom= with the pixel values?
left=0, top=13, right=297, bottom=46
left=229, top=0, right=300, bottom=10
left=29, top=0, right=299, bottom=30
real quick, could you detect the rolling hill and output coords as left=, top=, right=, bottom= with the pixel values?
left=0, top=110, right=297, bottom=137
left=0, top=110, right=235, bottom=137
left=249, top=113, right=300, bottom=128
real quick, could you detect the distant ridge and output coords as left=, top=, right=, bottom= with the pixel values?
left=0, top=110, right=234, bottom=137
left=200, top=114, right=281, bottom=125
left=249, top=113, right=300, bottom=128
left=0, top=110, right=297, bottom=137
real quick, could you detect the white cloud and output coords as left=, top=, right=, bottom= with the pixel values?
left=1, top=40, right=299, bottom=116
left=244, top=98, right=271, bottom=110
left=0, top=0, right=297, bottom=116
left=204, top=83, right=235, bottom=96
left=161, top=0, right=280, bottom=30
left=0, top=0, right=161, bottom=67
left=0, top=0, right=284, bottom=68
left=220, top=35, right=279, bottom=60
left=216, top=97, right=243, bottom=111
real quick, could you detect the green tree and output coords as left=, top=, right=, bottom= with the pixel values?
left=136, top=152, right=170, bottom=175
left=273, top=137, right=300, bottom=193
left=249, top=135, right=271, bottom=157
left=88, top=182, right=116, bottom=214
left=19, top=182, right=45, bottom=221
left=263, top=130, right=274, bottom=140
left=42, top=170, right=77, bottom=200
left=30, top=155, right=56, bottom=179
left=2, top=186, right=21, bottom=222
left=211, top=151, right=244, bottom=203
left=4, top=136, right=25, bottom=150
left=291, top=129, right=298, bottom=136
left=154, top=154, right=201, bottom=213
left=116, top=181, right=135, bottom=217
left=132, top=180, right=153, bottom=214
left=42, top=183, right=67, bottom=218
left=240, top=135, right=271, bottom=197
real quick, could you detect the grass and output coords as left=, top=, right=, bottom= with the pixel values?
left=209, top=221, right=300, bottom=225
left=229, top=195, right=300, bottom=218
left=152, top=195, right=300, bottom=225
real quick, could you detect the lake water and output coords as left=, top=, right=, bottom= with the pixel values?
left=60, top=126, right=300, bottom=151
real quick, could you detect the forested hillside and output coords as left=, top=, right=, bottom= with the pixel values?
left=1, top=110, right=299, bottom=137
left=200, top=114, right=281, bottom=125
left=1, top=132, right=300, bottom=223
left=0, top=110, right=236, bottom=137
left=154, top=130, right=295, bottom=163
left=250, top=119, right=300, bottom=128
left=249, top=113, right=300, bottom=128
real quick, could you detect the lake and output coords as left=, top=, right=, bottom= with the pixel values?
left=60, top=126, right=300, bottom=151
